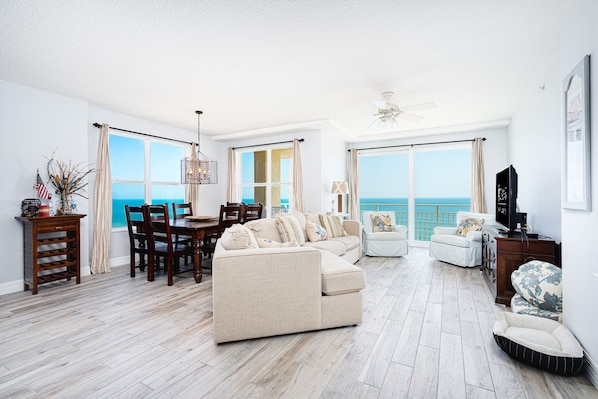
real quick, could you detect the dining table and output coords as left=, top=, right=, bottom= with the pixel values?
left=169, top=217, right=220, bottom=283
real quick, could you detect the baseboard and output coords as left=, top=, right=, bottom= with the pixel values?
left=584, top=350, right=598, bottom=389
left=0, top=279, right=24, bottom=296
left=0, top=256, right=130, bottom=296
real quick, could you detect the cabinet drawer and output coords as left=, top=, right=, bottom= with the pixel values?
left=36, top=222, right=78, bottom=234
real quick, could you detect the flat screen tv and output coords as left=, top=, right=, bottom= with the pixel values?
left=496, top=165, right=518, bottom=233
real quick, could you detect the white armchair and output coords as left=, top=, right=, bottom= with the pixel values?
left=362, top=211, right=408, bottom=257
left=429, top=211, right=496, bottom=267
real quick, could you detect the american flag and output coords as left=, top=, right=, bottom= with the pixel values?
left=34, top=172, right=51, bottom=200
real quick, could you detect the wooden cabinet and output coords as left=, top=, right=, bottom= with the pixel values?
left=481, top=225, right=561, bottom=305
left=16, top=214, right=86, bottom=294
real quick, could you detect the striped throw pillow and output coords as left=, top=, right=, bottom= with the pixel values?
left=275, top=214, right=306, bottom=246
left=319, top=214, right=347, bottom=238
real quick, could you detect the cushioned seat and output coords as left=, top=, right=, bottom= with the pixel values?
left=493, top=312, right=584, bottom=376
left=362, top=211, right=408, bottom=257
left=429, top=211, right=496, bottom=267
left=319, top=251, right=366, bottom=296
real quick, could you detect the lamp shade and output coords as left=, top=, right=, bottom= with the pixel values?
left=181, top=110, right=218, bottom=184
left=181, top=153, right=218, bottom=184
left=331, top=181, right=348, bottom=194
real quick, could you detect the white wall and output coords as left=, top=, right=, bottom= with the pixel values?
left=508, top=59, right=562, bottom=241
left=509, top=0, right=598, bottom=385
left=220, top=129, right=350, bottom=214
left=0, top=80, right=89, bottom=292
left=559, top=0, right=598, bottom=385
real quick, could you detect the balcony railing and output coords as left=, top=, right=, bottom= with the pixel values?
left=360, top=202, right=470, bottom=241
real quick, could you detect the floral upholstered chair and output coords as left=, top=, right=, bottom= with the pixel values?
left=361, top=211, right=408, bottom=257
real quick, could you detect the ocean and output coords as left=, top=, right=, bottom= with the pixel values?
left=115, top=197, right=471, bottom=240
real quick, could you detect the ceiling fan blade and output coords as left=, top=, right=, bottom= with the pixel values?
left=399, top=102, right=437, bottom=112
left=397, top=113, right=425, bottom=123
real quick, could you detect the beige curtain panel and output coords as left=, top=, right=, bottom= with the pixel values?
left=292, top=139, right=304, bottom=212
left=90, top=124, right=112, bottom=274
left=227, top=147, right=236, bottom=203
left=349, top=149, right=360, bottom=221
left=471, top=137, right=487, bottom=213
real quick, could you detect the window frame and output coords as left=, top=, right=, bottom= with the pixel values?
left=110, top=132, right=187, bottom=230
left=235, top=144, right=293, bottom=216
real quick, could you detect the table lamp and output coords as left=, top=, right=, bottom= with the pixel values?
left=331, top=181, right=348, bottom=214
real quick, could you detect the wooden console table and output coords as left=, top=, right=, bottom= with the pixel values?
left=481, top=225, right=561, bottom=305
left=16, top=214, right=86, bottom=294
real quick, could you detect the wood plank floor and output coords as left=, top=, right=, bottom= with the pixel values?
left=1, top=247, right=597, bottom=398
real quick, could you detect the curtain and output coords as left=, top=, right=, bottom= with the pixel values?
left=185, top=143, right=200, bottom=212
left=471, top=137, right=487, bottom=213
left=227, top=147, right=236, bottom=203
left=90, top=124, right=112, bottom=274
left=292, top=139, right=304, bottom=212
left=349, top=149, right=360, bottom=220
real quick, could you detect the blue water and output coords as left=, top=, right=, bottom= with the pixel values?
left=113, top=198, right=185, bottom=228
left=360, top=197, right=471, bottom=240
left=114, top=197, right=470, bottom=241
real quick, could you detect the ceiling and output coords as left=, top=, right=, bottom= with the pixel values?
left=0, top=0, right=563, bottom=142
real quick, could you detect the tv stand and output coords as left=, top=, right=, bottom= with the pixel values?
left=481, top=225, right=561, bottom=305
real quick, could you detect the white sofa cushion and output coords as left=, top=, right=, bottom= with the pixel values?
left=319, top=251, right=366, bottom=296
left=245, top=218, right=282, bottom=242
left=319, top=214, right=347, bottom=237
left=275, top=214, right=306, bottom=245
left=220, top=224, right=259, bottom=250
left=430, top=234, right=474, bottom=248
left=306, top=220, right=328, bottom=242
left=304, top=240, right=346, bottom=257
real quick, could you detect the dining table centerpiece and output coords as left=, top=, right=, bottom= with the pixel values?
left=46, top=153, right=95, bottom=215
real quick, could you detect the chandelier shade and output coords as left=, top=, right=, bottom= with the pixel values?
left=181, top=110, right=218, bottom=184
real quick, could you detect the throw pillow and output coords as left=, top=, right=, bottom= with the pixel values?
left=370, top=214, right=395, bottom=232
left=319, top=214, right=347, bottom=238
left=257, top=238, right=300, bottom=248
left=219, top=224, right=259, bottom=250
left=275, top=214, right=306, bottom=245
left=454, top=217, right=484, bottom=237
left=305, top=220, right=328, bottom=242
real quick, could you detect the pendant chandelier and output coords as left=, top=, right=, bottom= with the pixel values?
left=181, top=110, right=218, bottom=184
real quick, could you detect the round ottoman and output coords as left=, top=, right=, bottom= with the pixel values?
left=493, top=312, right=584, bottom=376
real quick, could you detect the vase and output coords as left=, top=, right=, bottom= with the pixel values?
left=57, top=193, right=73, bottom=215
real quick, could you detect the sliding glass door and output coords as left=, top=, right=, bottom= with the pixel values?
left=359, top=143, right=472, bottom=244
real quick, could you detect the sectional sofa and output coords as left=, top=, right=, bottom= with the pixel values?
left=211, top=212, right=366, bottom=343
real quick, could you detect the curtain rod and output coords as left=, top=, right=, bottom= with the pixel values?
left=232, top=138, right=304, bottom=150
left=348, top=137, right=486, bottom=152
left=92, top=123, right=192, bottom=145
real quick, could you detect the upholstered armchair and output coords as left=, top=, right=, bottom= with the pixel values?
left=362, top=211, right=408, bottom=257
left=429, top=211, right=496, bottom=267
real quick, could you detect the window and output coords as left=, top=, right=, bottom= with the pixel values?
left=359, top=143, right=471, bottom=243
left=238, top=146, right=293, bottom=217
left=110, top=134, right=186, bottom=228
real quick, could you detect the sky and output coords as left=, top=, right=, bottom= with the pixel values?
left=360, top=147, right=472, bottom=198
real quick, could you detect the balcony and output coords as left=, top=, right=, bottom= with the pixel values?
left=360, top=201, right=470, bottom=241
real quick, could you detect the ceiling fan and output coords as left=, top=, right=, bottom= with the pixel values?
left=370, top=91, right=437, bottom=129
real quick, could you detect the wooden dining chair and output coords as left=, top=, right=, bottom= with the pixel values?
left=125, top=205, right=151, bottom=278
left=202, top=203, right=245, bottom=258
left=171, top=202, right=193, bottom=262
left=143, top=204, right=193, bottom=286
left=242, top=202, right=264, bottom=223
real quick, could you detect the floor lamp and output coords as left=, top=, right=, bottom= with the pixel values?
left=331, top=181, right=348, bottom=214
